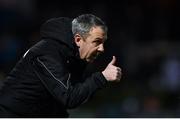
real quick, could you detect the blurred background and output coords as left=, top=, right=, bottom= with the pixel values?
left=1, top=0, right=180, bottom=117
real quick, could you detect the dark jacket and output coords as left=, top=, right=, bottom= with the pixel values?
left=0, top=17, right=107, bottom=117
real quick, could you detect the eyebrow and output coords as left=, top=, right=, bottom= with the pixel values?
left=95, top=37, right=107, bottom=42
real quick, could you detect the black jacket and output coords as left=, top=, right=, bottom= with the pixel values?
left=0, top=17, right=107, bottom=117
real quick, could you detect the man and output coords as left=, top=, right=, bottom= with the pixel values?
left=0, top=14, right=122, bottom=117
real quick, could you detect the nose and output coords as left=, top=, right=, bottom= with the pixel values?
left=98, top=44, right=104, bottom=52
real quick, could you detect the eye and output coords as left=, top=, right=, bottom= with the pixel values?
left=93, top=39, right=103, bottom=45
left=94, top=40, right=101, bottom=45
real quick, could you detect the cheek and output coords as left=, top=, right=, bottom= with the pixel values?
left=81, top=43, right=88, bottom=52
left=85, top=43, right=98, bottom=56
left=89, top=46, right=99, bottom=54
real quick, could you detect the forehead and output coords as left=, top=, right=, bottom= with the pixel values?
left=89, top=26, right=107, bottom=38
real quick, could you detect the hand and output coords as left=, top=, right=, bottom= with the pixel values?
left=102, top=56, right=122, bottom=82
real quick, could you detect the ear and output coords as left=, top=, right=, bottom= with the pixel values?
left=74, top=34, right=83, bottom=47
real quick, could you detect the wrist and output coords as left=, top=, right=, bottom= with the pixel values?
left=102, top=71, right=108, bottom=81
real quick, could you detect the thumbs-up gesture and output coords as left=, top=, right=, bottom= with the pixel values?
left=102, top=56, right=122, bottom=82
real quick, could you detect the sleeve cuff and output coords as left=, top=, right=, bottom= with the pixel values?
left=92, top=72, right=108, bottom=89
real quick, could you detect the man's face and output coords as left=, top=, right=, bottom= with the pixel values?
left=75, top=26, right=107, bottom=63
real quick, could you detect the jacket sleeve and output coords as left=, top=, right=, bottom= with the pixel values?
left=32, top=54, right=108, bottom=109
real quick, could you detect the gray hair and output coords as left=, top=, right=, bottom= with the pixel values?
left=72, top=14, right=108, bottom=39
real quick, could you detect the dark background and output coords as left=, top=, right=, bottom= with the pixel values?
left=1, top=0, right=180, bottom=117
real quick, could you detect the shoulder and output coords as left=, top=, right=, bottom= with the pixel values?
left=22, top=40, right=67, bottom=65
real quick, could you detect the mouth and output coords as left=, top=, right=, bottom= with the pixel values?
left=90, top=53, right=99, bottom=61
left=87, top=52, right=102, bottom=62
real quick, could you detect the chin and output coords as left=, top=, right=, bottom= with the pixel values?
left=89, top=60, right=94, bottom=63
left=86, top=59, right=94, bottom=63
left=87, top=60, right=93, bottom=63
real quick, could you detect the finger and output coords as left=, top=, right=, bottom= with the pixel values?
left=116, top=75, right=121, bottom=82
left=109, top=56, right=116, bottom=65
left=117, top=71, right=122, bottom=80
left=116, top=67, right=122, bottom=72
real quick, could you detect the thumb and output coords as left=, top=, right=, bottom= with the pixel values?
left=109, top=56, right=116, bottom=65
